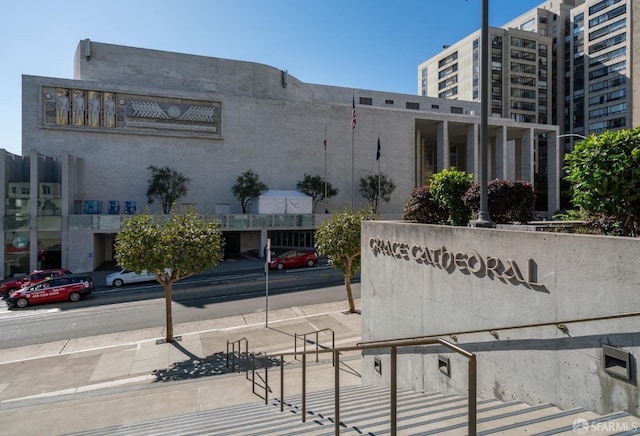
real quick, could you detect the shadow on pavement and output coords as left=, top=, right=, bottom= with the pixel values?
left=151, top=340, right=282, bottom=383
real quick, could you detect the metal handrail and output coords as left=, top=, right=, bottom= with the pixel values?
left=226, top=337, right=248, bottom=375
left=357, top=311, right=640, bottom=345
left=294, top=328, right=335, bottom=364
left=251, top=337, right=477, bottom=436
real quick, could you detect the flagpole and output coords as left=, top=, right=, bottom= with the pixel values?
left=377, top=132, right=381, bottom=213
left=351, top=90, right=355, bottom=209
left=324, top=126, right=328, bottom=213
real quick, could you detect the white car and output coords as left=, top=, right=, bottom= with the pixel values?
left=105, top=269, right=156, bottom=287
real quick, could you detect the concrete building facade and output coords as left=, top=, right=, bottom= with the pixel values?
left=2, top=40, right=558, bottom=278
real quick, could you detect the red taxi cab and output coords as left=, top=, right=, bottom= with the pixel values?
left=7, top=274, right=94, bottom=309
left=0, top=268, right=72, bottom=297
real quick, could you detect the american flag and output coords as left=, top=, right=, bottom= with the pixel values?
left=351, top=96, right=357, bottom=131
left=376, top=137, right=381, bottom=161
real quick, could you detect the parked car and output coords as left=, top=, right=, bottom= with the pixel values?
left=6, top=274, right=94, bottom=309
left=269, top=249, right=318, bottom=270
left=106, top=269, right=156, bottom=287
left=0, top=268, right=72, bottom=298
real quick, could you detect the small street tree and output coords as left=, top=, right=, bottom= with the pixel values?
left=564, top=128, right=640, bottom=236
left=232, top=170, right=268, bottom=213
left=315, top=208, right=374, bottom=313
left=146, top=165, right=190, bottom=214
left=359, top=173, right=396, bottom=213
left=115, top=210, right=225, bottom=343
left=296, top=173, right=338, bottom=212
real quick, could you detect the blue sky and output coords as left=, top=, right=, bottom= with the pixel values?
left=1, top=0, right=543, bottom=155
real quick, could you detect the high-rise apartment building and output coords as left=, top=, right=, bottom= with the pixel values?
left=419, top=0, right=637, bottom=155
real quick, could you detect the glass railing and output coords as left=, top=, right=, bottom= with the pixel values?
left=49, top=213, right=404, bottom=232
left=64, top=214, right=329, bottom=231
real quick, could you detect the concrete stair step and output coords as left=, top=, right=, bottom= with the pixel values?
left=531, top=411, right=639, bottom=435
left=62, top=384, right=639, bottom=436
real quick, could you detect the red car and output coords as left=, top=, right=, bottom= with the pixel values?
left=6, top=274, right=94, bottom=308
left=269, top=249, right=318, bottom=270
left=0, top=269, right=72, bottom=297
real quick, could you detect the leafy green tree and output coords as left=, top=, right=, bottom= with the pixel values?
left=115, top=210, right=225, bottom=342
left=315, top=208, right=374, bottom=313
left=429, top=168, right=473, bottom=226
left=359, top=173, right=396, bottom=213
left=564, top=128, right=640, bottom=236
left=296, top=173, right=338, bottom=212
left=146, top=165, right=190, bottom=214
left=231, top=170, right=268, bottom=213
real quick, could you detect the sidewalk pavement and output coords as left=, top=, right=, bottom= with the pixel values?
left=0, top=289, right=363, bottom=436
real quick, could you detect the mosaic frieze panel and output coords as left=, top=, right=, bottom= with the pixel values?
left=43, top=87, right=221, bottom=136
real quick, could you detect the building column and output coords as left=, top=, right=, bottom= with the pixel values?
left=260, top=228, right=269, bottom=259
left=415, top=128, right=422, bottom=187
left=548, top=130, right=560, bottom=214
left=61, top=152, right=71, bottom=270
left=0, top=151, right=6, bottom=278
left=29, top=150, right=39, bottom=271
left=522, top=128, right=535, bottom=184
left=437, top=120, right=450, bottom=170
left=467, top=124, right=478, bottom=183
left=495, top=125, right=507, bottom=180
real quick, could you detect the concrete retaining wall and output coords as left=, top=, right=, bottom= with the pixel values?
left=360, top=221, right=640, bottom=416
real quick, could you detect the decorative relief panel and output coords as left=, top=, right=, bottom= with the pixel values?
left=43, top=87, right=221, bottom=136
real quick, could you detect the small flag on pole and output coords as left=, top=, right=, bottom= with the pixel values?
left=324, top=138, right=327, bottom=148
left=351, top=95, right=357, bottom=131
left=376, top=137, right=381, bottom=161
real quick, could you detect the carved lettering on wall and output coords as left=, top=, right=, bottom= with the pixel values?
left=368, top=237, right=543, bottom=288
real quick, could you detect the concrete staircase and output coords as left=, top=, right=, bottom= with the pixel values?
left=62, top=383, right=639, bottom=435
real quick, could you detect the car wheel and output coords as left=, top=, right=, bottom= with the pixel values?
left=69, top=292, right=81, bottom=302
left=276, top=263, right=284, bottom=270
left=307, top=259, right=315, bottom=267
left=113, top=279, right=124, bottom=287
left=16, top=298, right=28, bottom=308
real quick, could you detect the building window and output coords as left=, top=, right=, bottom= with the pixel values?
left=589, top=4, right=626, bottom=27
left=359, top=97, right=372, bottom=106
left=589, top=76, right=626, bottom=93
left=589, top=18, right=625, bottom=41
left=520, top=18, right=536, bottom=31
left=589, top=0, right=623, bottom=16
left=406, top=102, right=420, bottom=110
left=385, top=99, right=394, bottom=105
left=511, top=37, right=536, bottom=49
left=589, top=32, right=626, bottom=54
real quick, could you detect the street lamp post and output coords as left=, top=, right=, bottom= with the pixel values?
left=558, top=133, right=587, bottom=140
left=470, top=0, right=494, bottom=228
left=558, top=133, right=587, bottom=153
